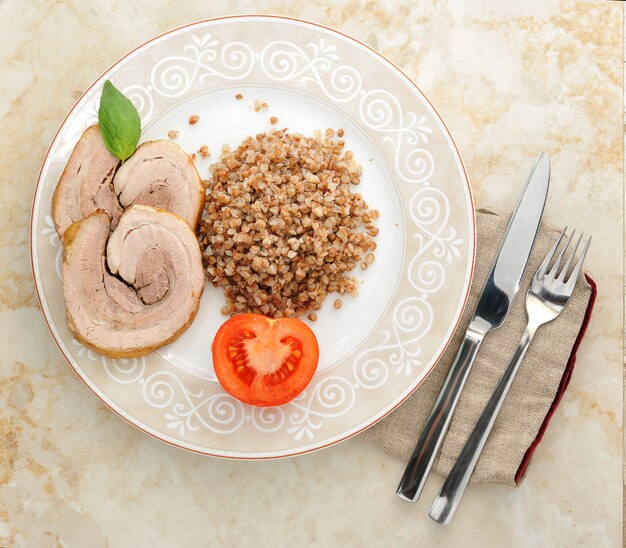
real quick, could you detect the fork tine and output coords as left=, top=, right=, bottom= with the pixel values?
left=557, top=231, right=583, bottom=281
left=550, top=229, right=575, bottom=278
left=565, top=236, right=591, bottom=289
left=536, top=227, right=567, bottom=279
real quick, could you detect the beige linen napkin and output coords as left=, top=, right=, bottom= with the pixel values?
left=363, top=209, right=596, bottom=486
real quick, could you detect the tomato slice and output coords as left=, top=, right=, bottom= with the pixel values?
left=212, top=314, right=320, bottom=407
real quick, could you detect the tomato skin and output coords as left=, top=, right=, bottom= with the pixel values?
left=212, top=314, right=319, bottom=407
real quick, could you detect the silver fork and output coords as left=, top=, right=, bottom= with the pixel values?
left=429, top=228, right=591, bottom=525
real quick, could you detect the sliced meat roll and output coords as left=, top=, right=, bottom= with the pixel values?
left=52, top=125, right=123, bottom=237
left=63, top=205, right=205, bottom=358
left=113, top=140, right=205, bottom=230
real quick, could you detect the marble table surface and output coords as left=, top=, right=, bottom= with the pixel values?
left=0, top=0, right=622, bottom=546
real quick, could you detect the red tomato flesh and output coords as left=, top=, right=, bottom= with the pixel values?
left=212, top=314, right=319, bottom=407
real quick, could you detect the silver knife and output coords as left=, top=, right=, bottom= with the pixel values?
left=396, top=153, right=550, bottom=503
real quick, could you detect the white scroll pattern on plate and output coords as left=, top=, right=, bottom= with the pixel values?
left=43, top=32, right=463, bottom=441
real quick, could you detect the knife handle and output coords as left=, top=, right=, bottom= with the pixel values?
left=396, top=322, right=486, bottom=503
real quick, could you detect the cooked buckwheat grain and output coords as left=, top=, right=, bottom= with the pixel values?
left=198, top=128, right=378, bottom=318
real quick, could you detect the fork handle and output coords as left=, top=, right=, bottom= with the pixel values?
left=429, top=324, right=537, bottom=524
left=396, top=322, right=486, bottom=503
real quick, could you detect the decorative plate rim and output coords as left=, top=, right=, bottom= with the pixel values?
left=29, top=14, right=476, bottom=460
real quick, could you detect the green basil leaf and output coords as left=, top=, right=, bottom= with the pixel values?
left=98, top=80, right=141, bottom=162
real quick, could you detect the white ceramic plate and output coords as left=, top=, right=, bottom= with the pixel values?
left=31, top=16, right=475, bottom=458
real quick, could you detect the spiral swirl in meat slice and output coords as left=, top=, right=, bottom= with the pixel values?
left=62, top=205, right=205, bottom=358
left=113, top=140, right=205, bottom=230
left=52, top=125, right=123, bottom=237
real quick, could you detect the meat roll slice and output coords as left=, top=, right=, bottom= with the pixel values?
left=62, top=205, right=205, bottom=358
left=52, top=125, right=123, bottom=237
left=113, top=140, right=205, bottom=230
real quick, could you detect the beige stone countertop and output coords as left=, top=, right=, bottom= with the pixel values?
left=0, top=1, right=622, bottom=546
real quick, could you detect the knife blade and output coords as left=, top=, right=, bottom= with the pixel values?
left=396, top=152, right=550, bottom=503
